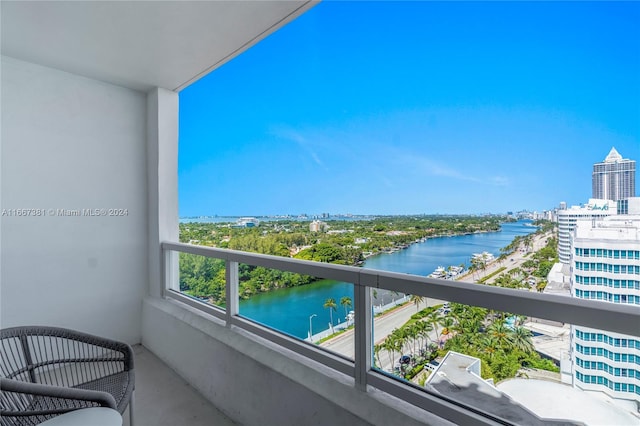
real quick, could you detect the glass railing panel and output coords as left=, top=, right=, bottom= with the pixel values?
left=177, top=252, right=226, bottom=309
left=236, top=264, right=356, bottom=360
left=372, top=301, right=640, bottom=424
left=372, top=296, right=448, bottom=381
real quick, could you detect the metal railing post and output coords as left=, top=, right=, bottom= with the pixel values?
left=354, top=280, right=372, bottom=391
left=226, top=260, right=239, bottom=324
left=163, top=248, right=179, bottom=296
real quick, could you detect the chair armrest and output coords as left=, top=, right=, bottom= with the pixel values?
left=58, top=327, right=135, bottom=372
left=0, top=377, right=117, bottom=416
left=2, top=326, right=135, bottom=372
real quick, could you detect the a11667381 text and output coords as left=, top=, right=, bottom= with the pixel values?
left=2, top=208, right=129, bottom=217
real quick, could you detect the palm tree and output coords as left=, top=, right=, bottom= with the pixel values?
left=512, top=327, right=535, bottom=353
left=481, top=252, right=491, bottom=273
left=392, top=327, right=410, bottom=356
left=417, top=321, right=434, bottom=352
left=323, top=298, right=337, bottom=329
left=383, top=333, right=404, bottom=371
left=479, top=335, right=501, bottom=360
left=381, top=338, right=396, bottom=370
left=439, top=316, right=455, bottom=336
left=469, top=258, right=480, bottom=280
left=410, top=294, right=424, bottom=312
left=455, top=318, right=480, bottom=336
left=426, top=311, right=442, bottom=339
left=340, top=296, right=352, bottom=319
left=374, top=343, right=383, bottom=368
left=409, top=322, right=424, bottom=355
left=488, top=321, right=514, bottom=351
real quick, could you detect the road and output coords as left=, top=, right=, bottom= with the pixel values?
left=320, top=297, right=444, bottom=363
left=319, top=230, right=552, bottom=372
left=457, top=231, right=550, bottom=284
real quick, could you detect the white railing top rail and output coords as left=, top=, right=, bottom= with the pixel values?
left=162, top=241, right=640, bottom=337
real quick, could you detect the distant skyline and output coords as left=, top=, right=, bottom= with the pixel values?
left=178, top=1, right=639, bottom=217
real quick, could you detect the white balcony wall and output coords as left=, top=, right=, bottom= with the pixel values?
left=1, top=55, right=449, bottom=426
left=1, top=56, right=147, bottom=344
left=142, top=297, right=449, bottom=426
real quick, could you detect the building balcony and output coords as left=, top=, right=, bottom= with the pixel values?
left=136, top=242, right=640, bottom=425
left=2, top=2, right=639, bottom=425
left=122, top=345, right=235, bottom=426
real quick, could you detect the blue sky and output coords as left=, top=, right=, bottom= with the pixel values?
left=179, top=1, right=640, bottom=217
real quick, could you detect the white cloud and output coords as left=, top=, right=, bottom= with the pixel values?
left=389, top=148, right=510, bottom=187
left=270, top=125, right=326, bottom=168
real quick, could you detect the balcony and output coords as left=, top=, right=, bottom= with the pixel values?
left=2, top=2, right=639, bottom=425
left=151, top=242, right=639, bottom=425
left=122, top=345, right=235, bottom=426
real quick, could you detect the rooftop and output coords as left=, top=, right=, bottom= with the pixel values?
left=574, top=215, right=640, bottom=241
left=426, top=352, right=571, bottom=425
left=498, top=379, right=640, bottom=426
left=603, top=147, right=624, bottom=163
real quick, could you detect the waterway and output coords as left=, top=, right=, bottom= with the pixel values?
left=238, top=220, right=536, bottom=339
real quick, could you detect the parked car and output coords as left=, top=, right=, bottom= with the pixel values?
left=399, top=354, right=412, bottom=364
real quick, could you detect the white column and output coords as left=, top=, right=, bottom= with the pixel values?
left=147, top=88, right=179, bottom=298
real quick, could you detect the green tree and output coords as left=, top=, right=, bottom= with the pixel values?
left=323, top=298, right=337, bottom=328
left=415, top=320, right=434, bottom=352
left=439, top=316, right=455, bottom=336
left=410, top=294, right=424, bottom=312
left=478, top=335, right=501, bottom=360
left=512, top=327, right=535, bottom=353
left=374, top=343, right=383, bottom=369
left=426, top=311, right=442, bottom=341
left=382, top=335, right=401, bottom=370
left=340, top=296, right=352, bottom=319
left=488, top=321, right=514, bottom=351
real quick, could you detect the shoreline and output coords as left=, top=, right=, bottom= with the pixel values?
left=239, top=221, right=533, bottom=302
left=362, top=226, right=504, bottom=262
left=318, top=229, right=550, bottom=350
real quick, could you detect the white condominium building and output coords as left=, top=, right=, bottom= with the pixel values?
left=570, top=215, right=640, bottom=411
left=557, top=199, right=616, bottom=264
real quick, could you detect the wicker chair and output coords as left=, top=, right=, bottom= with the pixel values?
left=0, top=326, right=135, bottom=426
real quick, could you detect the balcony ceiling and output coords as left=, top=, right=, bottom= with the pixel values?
left=1, top=1, right=316, bottom=92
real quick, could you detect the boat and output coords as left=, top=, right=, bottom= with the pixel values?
left=472, top=251, right=495, bottom=263
left=430, top=265, right=466, bottom=280
left=447, top=265, right=464, bottom=278
left=429, top=266, right=447, bottom=279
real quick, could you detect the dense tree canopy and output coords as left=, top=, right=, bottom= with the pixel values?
left=178, top=215, right=511, bottom=303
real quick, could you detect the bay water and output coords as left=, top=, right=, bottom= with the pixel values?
left=238, top=220, right=536, bottom=338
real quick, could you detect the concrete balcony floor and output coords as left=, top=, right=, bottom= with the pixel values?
left=123, top=345, right=236, bottom=426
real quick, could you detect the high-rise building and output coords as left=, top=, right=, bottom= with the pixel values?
left=592, top=147, right=636, bottom=201
left=309, top=220, right=326, bottom=232
left=557, top=199, right=616, bottom=264
left=569, top=216, right=640, bottom=411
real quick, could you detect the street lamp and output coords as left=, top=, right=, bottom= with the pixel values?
left=309, top=314, right=317, bottom=342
